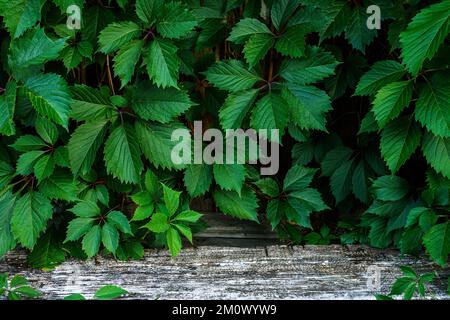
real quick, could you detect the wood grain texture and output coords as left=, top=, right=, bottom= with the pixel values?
left=1, top=245, right=448, bottom=300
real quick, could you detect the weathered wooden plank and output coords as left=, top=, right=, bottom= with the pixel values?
left=1, top=245, right=448, bottom=300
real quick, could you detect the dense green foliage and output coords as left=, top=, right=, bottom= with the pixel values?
left=0, top=0, right=449, bottom=273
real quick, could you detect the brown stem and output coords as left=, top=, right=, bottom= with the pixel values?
left=106, top=55, right=116, bottom=95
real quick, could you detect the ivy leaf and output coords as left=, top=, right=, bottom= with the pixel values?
left=68, top=120, right=108, bottom=177
left=380, top=116, right=422, bottom=173
left=219, top=89, right=259, bottom=129
left=70, top=85, right=116, bottom=122
left=0, top=192, right=16, bottom=257
left=423, top=222, right=450, bottom=267
left=422, top=131, right=450, bottom=179
left=11, top=192, right=53, bottom=249
left=162, top=184, right=181, bottom=216
left=213, top=164, right=246, bottom=195
left=107, top=211, right=132, bottom=235
left=35, top=117, right=58, bottom=145
left=144, top=212, right=169, bottom=233
left=81, top=225, right=102, bottom=258
left=39, top=171, right=78, bottom=202
left=213, top=187, right=259, bottom=222
left=372, top=81, right=413, bottom=128
left=330, top=159, right=355, bottom=203
left=166, top=227, right=182, bottom=257
left=283, top=165, right=317, bottom=192
left=355, top=60, right=407, bottom=96
left=136, top=0, right=163, bottom=25
left=94, top=285, right=128, bottom=300
left=371, top=175, right=409, bottom=202
left=0, top=0, right=44, bottom=38
left=65, top=218, right=95, bottom=242
left=16, top=151, right=45, bottom=175
left=400, top=1, right=450, bottom=76
left=98, top=21, right=141, bottom=54
left=344, top=7, right=377, bottom=52
left=173, top=224, right=193, bottom=244
left=250, top=93, right=288, bottom=134
left=173, top=210, right=202, bottom=223
left=27, top=231, right=66, bottom=270
left=33, top=154, right=55, bottom=181
left=104, top=124, right=143, bottom=184
left=102, top=222, right=119, bottom=254
left=275, top=25, right=307, bottom=58
left=415, top=74, right=450, bottom=138
left=135, top=121, right=187, bottom=170
left=243, top=33, right=274, bottom=67
left=9, top=28, right=66, bottom=69
left=255, top=178, right=279, bottom=198
left=131, top=82, right=193, bottom=123
left=0, top=81, right=17, bottom=136
left=145, top=38, right=180, bottom=89
left=156, top=2, right=197, bottom=39
left=113, top=40, right=144, bottom=88
left=271, top=0, right=299, bottom=31
left=204, top=60, right=262, bottom=92
left=228, top=18, right=272, bottom=44
left=280, top=47, right=339, bottom=85
left=184, top=164, right=213, bottom=197
left=69, top=201, right=101, bottom=218
left=24, top=73, right=72, bottom=128
left=282, top=84, right=332, bottom=132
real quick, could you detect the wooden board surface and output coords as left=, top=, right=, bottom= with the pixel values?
left=1, top=245, right=448, bottom=300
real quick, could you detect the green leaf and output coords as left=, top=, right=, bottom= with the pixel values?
left=372, top=81, right=413, bottom=128
left=422, top=131, right=450, bottom=179
left=156, top=2, right=197, bottom=39
left=282, top=84, right=332, bottom=132
left=213, top=187, right=259, bottom=222
left=380, top=116, right=422, bottom=173
left=204, top=60, right=262, bottom=92
left=135, top=121, right=187, bottom=170
left=330, top=158, right=354, bottom=203
left=132, top=205, right=153, bottom=222
left=162, top=184, right=181, bottom=216
left=136, top=0, right=163, bottom=25
left=69, top=201, right=101, bottom=218
left=33, top=154, right=55, bottom=181
left=250, top=93, right=288, bottom=133
left=145, top=170, right=159, bottom=195
left=64, top=294, right=86, bottom=300
left=11, top=135, right=46, bottom=152
left=24, top=73, right=72, bottom=128
left=213, top=164, right=246, bottom=195
left=355, top=60, right=407, bottom=96
left=283, top=165, right=317, bottom=192
left=102, top=222, right=119, bottom=254
left=143, top=212, right=169, bottom=233
left=255, top=178, right=279, bottom=197
left=287, top=188, right=329, bottom=214
left=184, top=164, right=213, bottom=197
left=131, top=82, right=193, bottom=123
left=9, top=28, right=66, bottom=69
left=16, top=151, right=45, bottom=175
left=371, top=175, right=409, bottom=202
left=219, top=89, right=259, bottom=129
left=280, top=47, right=339, bottom=85
left=35, top=117, right=58, bottom=145
left=166, top=227, right=182, bottom=257
left=98, top=21, right=141, bottom=54
left=173, top=210, right=202, bottom=223
left=107, top=211, right=132, bottom=235
left=0, top=81, right=17, bottom=136
left=70, top=85, right=116, bottom=121
left=68, top=120, right=108, bottom=177
left=113, top=40, right=144, bottom=88
left=104, top=124, right=143, bottom=184
left=27, top=231, right=66, bottom=270
left=145, top=38, right=180, bottom=89
left=400, top=1, right=450, bottom=76
left=11, top=192, right=53, bottom=249
left=65, top=218, right=95, bottom=242
left=13, top=286, right=40, bottom=298
left=94, top=285, right=128, bottom=300
left=243, top=33, right=274, bottom=67
left=39, top=172, right=78, bottom=202
left=271, top=0, right=300, bottom=31
left=0, top=0, right=44, bottom=38
left=344, top=7, right=377, bottom=52
left=406, top=207, right=430, bottom=228
left=0, top=192, right=16, bottom=257
left=415, top=74, right=450, bottom=138
left=423, top=222, right=450, bottom=267
left=228, top=18, right=272, bottom=44
left=275, top=25, right=307, bottom=58
left=82, top=225, right=101, bottom=258
left=266, top=199, right=285, bottom=229
left=173, top=224, right=192, bottom=244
